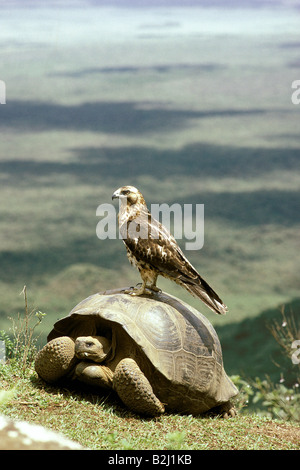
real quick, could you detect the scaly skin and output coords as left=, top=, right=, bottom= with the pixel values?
left=35, top=336, right=76, bottom=383
left=113, top=358, right=165, bottom=416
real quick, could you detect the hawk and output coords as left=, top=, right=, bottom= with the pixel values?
left=112, top=186, right=227, bottom=315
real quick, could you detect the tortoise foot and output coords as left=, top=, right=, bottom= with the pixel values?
left=221, top=405, right=237, bottom=419
left=210, top=401, right=237, bottom=418
left=113, top=358, right=165, bottom=416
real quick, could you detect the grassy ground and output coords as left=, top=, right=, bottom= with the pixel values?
left=1, top=363, right=299, bottom=450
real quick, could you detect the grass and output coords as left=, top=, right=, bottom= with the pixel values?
left=1, top=363, right=299, bottom=450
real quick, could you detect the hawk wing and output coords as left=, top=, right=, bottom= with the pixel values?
left=122, top=210, right=227, bottom=315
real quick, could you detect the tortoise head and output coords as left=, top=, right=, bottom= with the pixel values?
left=75, top=336, right=111, bottom=363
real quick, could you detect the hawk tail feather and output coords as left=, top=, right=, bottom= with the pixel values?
left=183, top=282, right=228, bottom=315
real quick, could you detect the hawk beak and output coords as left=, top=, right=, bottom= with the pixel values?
left=112, top=190, right=119, bottom=200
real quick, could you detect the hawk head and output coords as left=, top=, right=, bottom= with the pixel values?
left=112, top=186, right=146, bottom=206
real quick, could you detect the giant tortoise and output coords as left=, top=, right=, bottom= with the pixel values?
left=35, top=288, right=238, bottom=417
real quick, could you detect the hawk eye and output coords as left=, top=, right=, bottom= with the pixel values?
left=122, top=190, right=130, bottom=195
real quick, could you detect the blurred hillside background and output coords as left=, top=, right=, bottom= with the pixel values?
left=0, top=0, right=299, bottom=384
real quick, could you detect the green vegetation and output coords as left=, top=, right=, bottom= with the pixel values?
left=0, top=282, right=299, bottom=449
left=0, top=5, right=300, bottom=449
left=1, top=371, right=299, bottom=450
left=1, top=346, right=300, bottom=450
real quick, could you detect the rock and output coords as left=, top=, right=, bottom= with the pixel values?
left=0, top=414, right=86, bottom=450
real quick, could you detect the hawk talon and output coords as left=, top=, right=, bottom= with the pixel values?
left=124, top=283, right=146, bottom=295
left=125, top=284, right=161, bottom=297
left=123, top=287, right=135, bottom=294
left=129, top=286, right=148, bottom=296
left=149, top=285, right=162, bottom=293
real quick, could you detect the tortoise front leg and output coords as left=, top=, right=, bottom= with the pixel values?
left=35, top=336, right=77, bottom=383
left=113, top=358, right=165, bottom=416
left=74, top=362, right=114, bottom=389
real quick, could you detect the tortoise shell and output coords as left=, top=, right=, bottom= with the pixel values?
left=47, top=288, right=238, bottom=414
